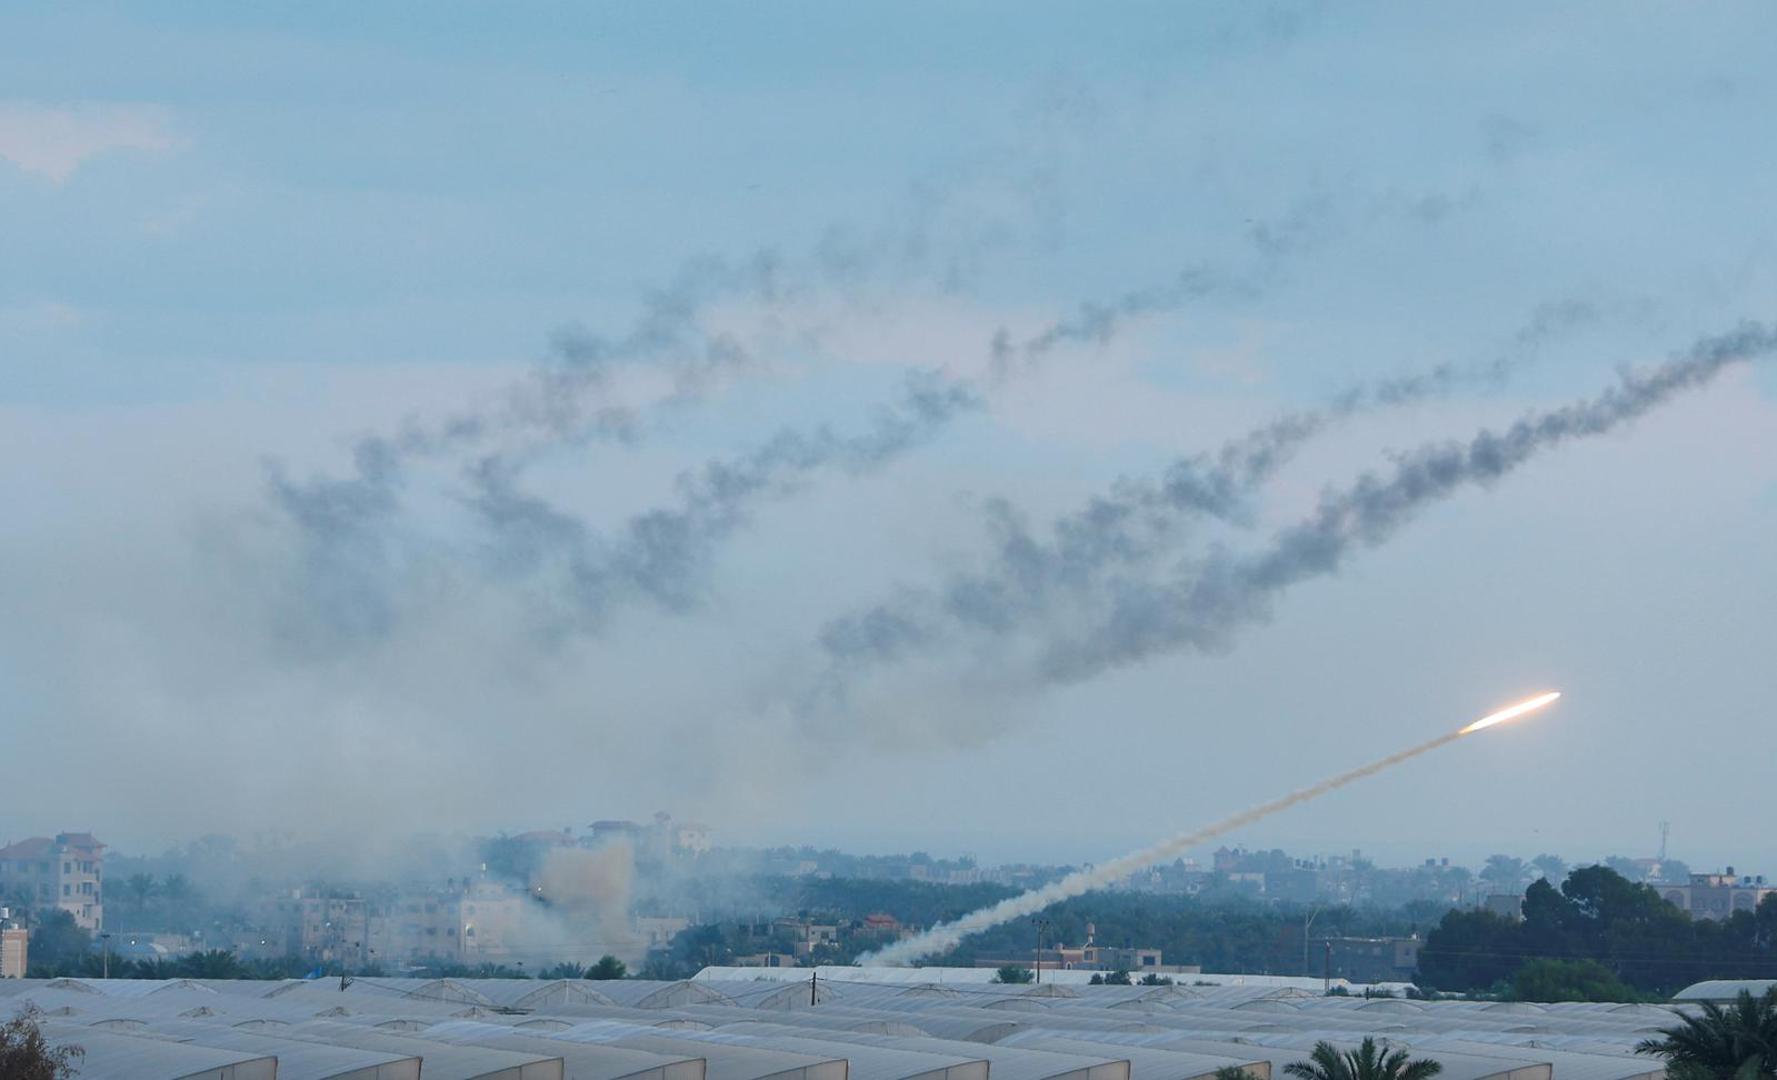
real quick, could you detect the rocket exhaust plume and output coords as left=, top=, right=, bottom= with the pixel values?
left=861, top=691, right=1562, bottom=966
left=1459, top=690, right=1560, bottom=734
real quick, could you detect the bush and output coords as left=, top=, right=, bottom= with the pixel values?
left=1509, top=958, right=1640, bottom=1003
left=0, top=1005, right=83, bottom=1079
left=589, top=954, right=628, bottom=979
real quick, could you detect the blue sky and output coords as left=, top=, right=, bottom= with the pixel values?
left=2, top=3, right=1774, bottom=870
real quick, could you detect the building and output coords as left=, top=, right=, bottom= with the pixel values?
left=1313, top=935, right=1421, bottom=983
left=297, top=893, right=370, bottom=968
left=976, top=925, right=1190, bottom=974
left=248, top=889, right=370, bottom=967
left=1658, top=869, right=1777, bottom=921
left=368, top=878, right=527, bottom=967
left=635, top=916, right=690, bottom=953
left=0, top=832, right=106, bottom=930
left=1483, top=892, right=1524, bottom=919
left=770, top=917, right=840, bottom=959
left=106, top=931, right=200, bottom=964
left=585, top=814, right=710, bottom=859
left=1, top=907, right=26, bottom=978
left=853, top=912, right=909, bottom=943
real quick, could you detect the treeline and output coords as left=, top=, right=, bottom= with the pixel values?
left=643, top=880, right=1428, bottom=978
left=930, top=890, right=1425, bottom=972
left=777, top=876, right=1019, bottom=928
left=1420, top=866, right=1777, bottom=997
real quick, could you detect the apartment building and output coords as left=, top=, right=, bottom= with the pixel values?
left=0, top=832, right=106, bottom=930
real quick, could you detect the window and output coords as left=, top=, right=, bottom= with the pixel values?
left=63, top=862, right=71, bottom=874
left=63, top=885, right=71, bottom=896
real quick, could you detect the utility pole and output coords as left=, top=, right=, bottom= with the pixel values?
left=1033, top=918, right=1050, bottom=985
left=1302, top=907, right=1321, bottom=976
left=1322, top=940, right=1332, bottom=994
left=1659, top=821, right=1671, bottom=861
left=99, top=932, right=110, bottom=979
left=810, top=969, right=818, bottom=1006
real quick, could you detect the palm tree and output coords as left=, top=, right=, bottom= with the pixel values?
left=1531, top=854, right=1567, bottom=881
left=123, top=873, right=158, bottom=911
left=160, top=873, right=193, bottom=904
left=1285, top=1038, right=1443, bottom=1080
left=1636, top=987, right=1777, bottom=1080
left=1481, top=855, right=1527, bottom=892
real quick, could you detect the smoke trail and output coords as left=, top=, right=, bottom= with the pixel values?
left=464, top=192, right=1436, bottom=635
left=864, top=704, right=1540, bottom=966
left=464, top=371, right=982, bottom=627
left=256, top=170, right=1048, bottom=632
left=986, top=186, right=1475, bottom=382
left=264, top=174, right=1488, bottom=651
left=815, top=299, right=1617, bottom=672
left=1041, top=319, right=1776, bottom=682
left=989, top=263, right=1260, bottom=382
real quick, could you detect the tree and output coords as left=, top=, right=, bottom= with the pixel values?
left=1140, top=973, right=1174, bottom=986
left=1481, top=856, right=1527, bottom=892
left=1636, top=987, right=1777, bottom=1080
left=1658, top=860, right=1693, bottom=885
left=1416, top=909, right=1521, bottom=991
left=179, top=950, right=247, bottom=979
left=1531, top=855, right=1567, bottom=881
left=542, top=961, right=588, bottom=979
left=161, top=872, right=193, bottom=903
left=1509, top=958, right=1639, bottom=1003
left=993, top=965, right=1035, bottom=984
left=0, top=1004, right=83, bottom=1079
left=1214, top=1069, right=1254, bottom=1080
left=1285, top=1038, right=1443, bottom=1080
left=1103, top=969, right=1133, bottom=985
left=124, top=872, right=158, bottom=909
left=26, top=910, right=90, bottom=974
left=588, top=954, right=628, bottom=980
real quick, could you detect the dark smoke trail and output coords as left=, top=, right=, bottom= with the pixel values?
left=262, top=179, right=1496, bottom=649
left=464, top=372, right=982, bottom=628
left=1041, top=320, right=1776, bottom=682
left=988, top=185, right=1496, bottom=382
left=804, top=321, right=1768, bottom=752
left=815, top=300, right=1618, bottom=672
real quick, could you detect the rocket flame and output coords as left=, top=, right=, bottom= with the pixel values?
left=1459, top=691, right=1561, bottom=734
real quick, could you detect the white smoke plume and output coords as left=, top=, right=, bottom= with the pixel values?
left=864, top=719, right=1481, bottom=965
left=511, top=843, right=640, bottom=963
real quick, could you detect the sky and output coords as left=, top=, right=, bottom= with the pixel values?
left=2, top=2, right=1775, bottom=872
